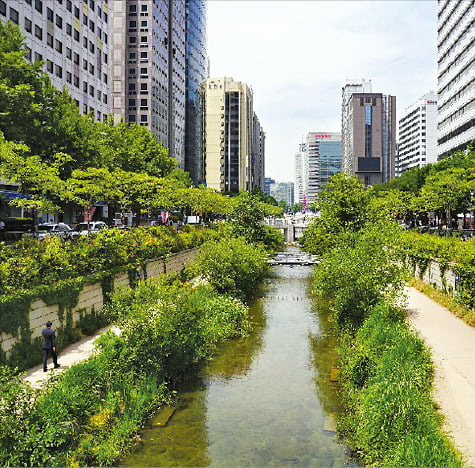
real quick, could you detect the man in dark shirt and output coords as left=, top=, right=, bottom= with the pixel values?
left=42, top=321, right=60, bottom=372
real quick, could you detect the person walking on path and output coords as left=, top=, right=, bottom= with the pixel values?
left=42, top=321, right=60, bottom=372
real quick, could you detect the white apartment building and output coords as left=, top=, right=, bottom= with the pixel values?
left=111, top=0, right=186, bottom=167
left=202, top=77, right=255, bottom=193
left=0, top=0, right=111, bottom=120
left=294, top=143, right=306, bottom=204
left=397, top=92, right=438, bottom=175
left=437, top=0, right=475, bottom=158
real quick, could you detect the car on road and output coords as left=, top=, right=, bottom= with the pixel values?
left=74, top=221, right=108, bottom=236
left=28, top=222, right=77, bottom=240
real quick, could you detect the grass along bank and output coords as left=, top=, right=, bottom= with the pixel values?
left=302, top=173, right=463, bottom=466
left=0, top=233, right=274, bottom=467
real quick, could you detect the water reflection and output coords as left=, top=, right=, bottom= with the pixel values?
left=121, top=261, right=353, bottom=467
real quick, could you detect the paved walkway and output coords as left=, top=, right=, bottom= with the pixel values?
left=407, top=287, right=475, bottom=466
left=24, top=326, right=112, bottom=388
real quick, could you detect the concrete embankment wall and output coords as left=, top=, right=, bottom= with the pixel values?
left=0, top=249, right=197, bottom=359
left=413, top=259, right=457, bottom=295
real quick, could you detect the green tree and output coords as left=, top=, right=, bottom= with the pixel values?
left=228, top=192, right=266, bottom=243
left=96, top=120, right=176, bottom=177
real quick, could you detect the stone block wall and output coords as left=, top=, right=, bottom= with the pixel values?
left=414, top=259, right=457, bottom=295
left=1, top=249, right=197, bottom=358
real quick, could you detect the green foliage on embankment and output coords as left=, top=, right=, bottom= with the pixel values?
left=0, top=233, right=269, bottom=467
left=304, top=173, right=463, bottom=467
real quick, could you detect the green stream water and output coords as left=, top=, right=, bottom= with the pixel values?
left=121, top=258, right=355, bottom=467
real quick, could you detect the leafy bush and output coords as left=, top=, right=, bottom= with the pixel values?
left=186, top=237, right=269, bottom=299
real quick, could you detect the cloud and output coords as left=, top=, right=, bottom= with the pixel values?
left=207, top=0, right=438, bottom=181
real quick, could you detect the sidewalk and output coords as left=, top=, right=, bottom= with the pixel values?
left=407, top=287, right=475, bottom=466
left=24, top=326, right=111, bottom=389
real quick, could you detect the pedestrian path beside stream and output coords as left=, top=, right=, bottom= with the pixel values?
left=407, top=287, right=475, bottom=466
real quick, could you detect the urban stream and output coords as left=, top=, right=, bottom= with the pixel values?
left=121, top=249, right=355, bottom=467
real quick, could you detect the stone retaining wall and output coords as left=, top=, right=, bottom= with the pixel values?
left=414, top=259, right=457, bottom=295
left=0, top=249, right=197, bottom=358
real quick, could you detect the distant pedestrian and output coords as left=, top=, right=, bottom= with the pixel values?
left=42, top=321, right=60, bottom=372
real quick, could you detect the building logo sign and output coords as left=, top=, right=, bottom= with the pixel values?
left=314, top=134, right=332, bottom=138
left=426, top=100, right=437, bottom=104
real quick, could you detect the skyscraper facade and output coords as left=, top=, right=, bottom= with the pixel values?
left=341, top=82, right=396, bottom=186
left=184, top=0, right=207, bottom=184
left=251, top=113, right=265, bottom=192
left=0, top=0, right=111, bottom=120
left=437, top=0, right=475, bottom=159
left=305, top=132, right=342, bottom=204
left=111, top=0, right=186, bottom=167
left=294, top=143, right=306, bottom=204
left=269, top=182, right=294, bottom=207
left=397, top=92, right=438, bottom=175
left=202, top=77, right=261, bottom=193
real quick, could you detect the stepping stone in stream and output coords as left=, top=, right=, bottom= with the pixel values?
left=153, top=406, right=176, bottom=427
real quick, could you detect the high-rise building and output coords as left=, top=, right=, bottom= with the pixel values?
left=270, top=182, right=294, bottom=207
left=0, top=0, right=111, bottom=120
left=251, top=113, right=265, bottom=192
left=437, top=0, right=475, bottom=159
left=202, top=77, right=263, bottom=193
left=111, top=0, right=186, bottom=167
left=301, top=133, right=342, bottom=205
left=294, top=143, right=306, bottom=204
left=184, top=0, right=208, bottom=184
left=397, top=92, right=438, bottom=175
left=264, top=177, right=275, bottom=196
left=341, top=81, right=396, bottom=186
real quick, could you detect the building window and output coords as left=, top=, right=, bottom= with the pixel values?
left=96, top=89, right=101, bottom=99
left=129, top=4, right=137, bottom=14
left=66, top=71, right=72, bottom=83
left=141, top=4, right=148, bottom=12
left=83, top=81, right=87, bottom=92
left=35, top=0, right=43, bottom=13
left=103, top=12, right=108, bottom=23
left=74, top=5, right=79, bottom=18
left=0, top=1, right=6, bottom=16
left=74, top=29, right=79, bottom=41
left=89, top=0, right=95, bottom=10
left=66, top=0, right=72, bottom=12
left=140, top=36, right=147, bottom=44
left=47, top=33, right=53, bottom=47
left=83, top=59, right=87, bottom=70
left=129, top=83, right=136, bottom=92
left=103, top=32, right=108, bottom=44
left=73, top=52, right=79, bottom=64
left=66, top=23, right=72, bottom=35
left=55, top=64, right=62, bottom=78
left=140, top=67, right=147, bottom=76
left=129, top=115, right=136, bottom=123
left=103, top=73, right=108, bottom=84
left=25, top=18, right=32, bottom=33
left=46, top=60, right=53, bottom=72
left=74, top=75, right=79, bottom=87
left=83, top=36, right=87, bottom=48
left=89, top=63, right=94, bottom=73
left=89, top=85, right=94, bottom=97
left=140, top=51, right=148, bottom=60
left=83, top=14, right=87, bottom=26
left=103, top=94, right=107, bottom=104
left=83, top=104, right=88, bottom=114
left=34, top=52, right=42, bottom=62
left=55, top=39, right=62, bottom=53
left=25, top=47, right=31, bottom=61
left=140, top=115, right=148, bottom=123
left=9, top=7, right=19, bottom=24
left=55, top=15, right=63, bottom=28
left=129, top=36, right=137, bottom=44
left=140, top=20, right=148, bottom=28
left=89, top=41, right=94, bottom=53
left=103, top=53, right=108, bottom=63
left=46, top=7, right=53, bottom=21
left=89, top=20, right=94, bottom=32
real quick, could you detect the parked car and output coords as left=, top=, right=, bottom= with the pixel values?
left=27, top=222, right=77, bottom=240
left=74, top=221, right=108, bottom=236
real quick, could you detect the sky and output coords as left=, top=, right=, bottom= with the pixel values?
left=206, top=0, right=438, bottom=182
